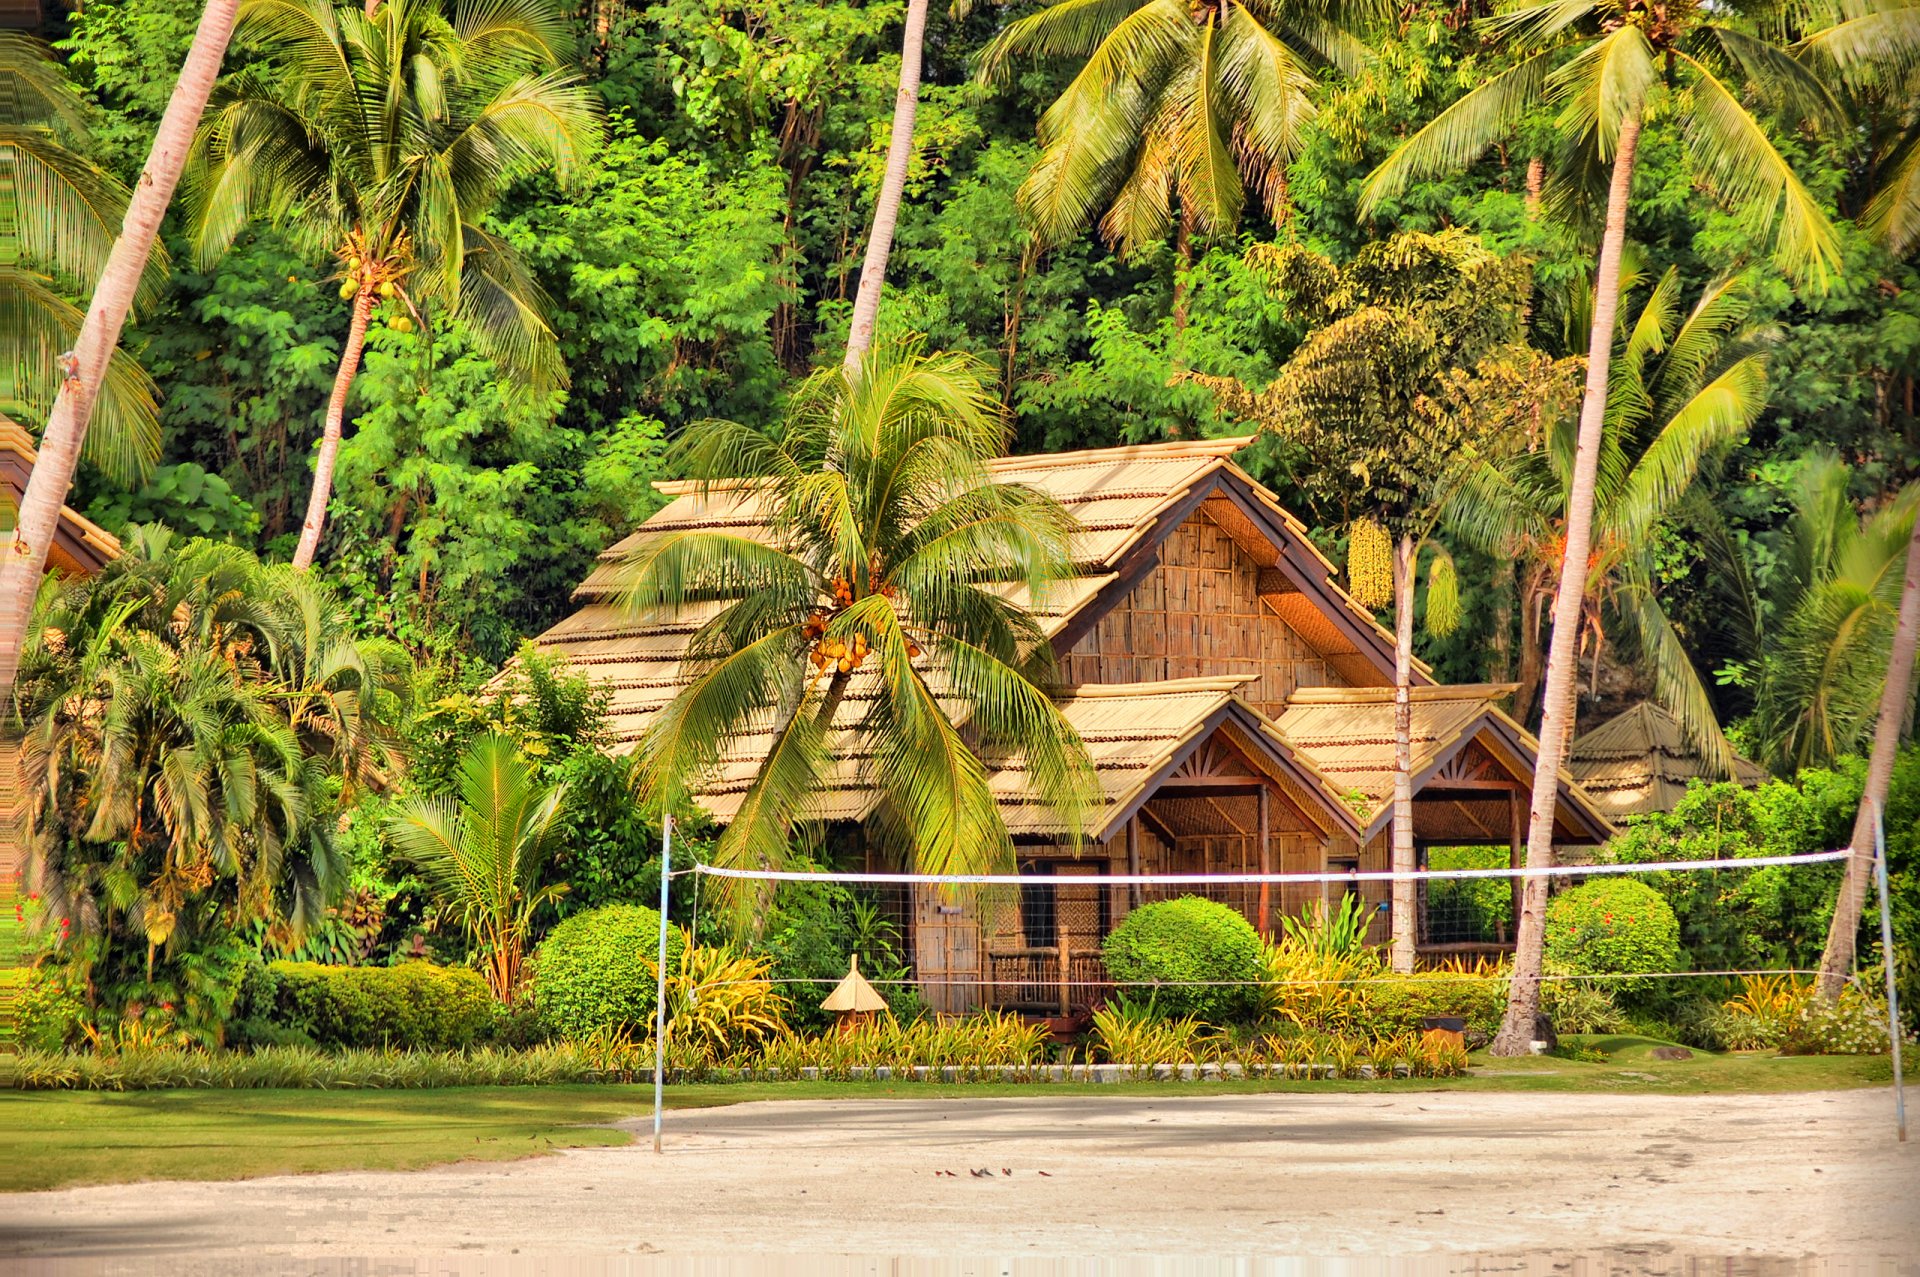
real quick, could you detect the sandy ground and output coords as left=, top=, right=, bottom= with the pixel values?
left=3, top=1089, right=1917, bottom=1277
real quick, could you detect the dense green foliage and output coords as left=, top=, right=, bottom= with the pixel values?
left=1544, top=880, right=1683, bottom=991
left=1101, top=897, right=1265, bottom=1023
left=531, top=905, right=685, bottom=1042
left=242, top=961, right=496, bottom=1051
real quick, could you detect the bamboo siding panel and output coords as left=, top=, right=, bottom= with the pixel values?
left=1059, top=512, right=1344, bottom=716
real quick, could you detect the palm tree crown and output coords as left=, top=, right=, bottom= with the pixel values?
left=385, top=732, right=569, bottom=999
left=1362, top=0, right=1844, bottom=288
left=620, top=341, right=1097, bottom=925
left=1445, top=267, right=1771, bottom=768
left=977, top=0, right=1384, bottom=256
left=0, top=32, right=163, bottom=488
left=190, top=0, right=597, bottom=381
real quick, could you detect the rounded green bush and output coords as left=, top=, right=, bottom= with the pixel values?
left=532, top=904, right=685, bottom=1042
left=1101, top=896, right=1264, bottom=1023
left=1544, top=879, right=1681, bottom=987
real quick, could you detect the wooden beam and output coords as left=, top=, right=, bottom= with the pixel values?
left=1126, top=815, right=1142, bottom=910
left=1257, top=785, right=1272, bottom=938
left=1508, top=787, right=1525, bottom=942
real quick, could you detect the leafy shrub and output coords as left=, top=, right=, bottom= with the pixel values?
left=661, top=940, right=790, bottom=1062
left=1604, top=780, right=1844, bottom=972
left=745, top=1012, right=1050, bottom=1079
left=758, top=877, right=919, bottom=1031
left=1257, top=941, right=1374, bottom=1032
left=10, top=1043, right=627, bottom=1090
left=532, top=904, right=686, bottom=1042
left=1278, top=896, right=1374, bottom=956
left=15, top=966, right=88, bottom=1052
left=1362, top=972, right=1509, bottom=1039
left=259, top=962, right=495, bottom=1050
left=1540, top=980, right=1629, bottom=1034
left=1779, top=989, right=1894, bottom=1056
left=1089, top=998, right=1221, bottom=1067
left=1544, top=879, right=1681, bottom=995
left=1102, top=896, right=1264, bottom=1023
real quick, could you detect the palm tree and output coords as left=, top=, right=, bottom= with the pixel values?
left=1187, top=229, right=1540, bottom=968
left=1361, top=0, right=1843, bottom=1055
left=187, top=0, right=601, bottom=569
left=0, top=34, right=165, bottom=488
left=1815, top=498, right=1920, bottom=997
left=843, top=0, right=930, bottom=372
left=1795, top=0, right=1920, bottom=254
left=619, top=340, right=1097, bottom=929
left=16, top=527, right=408, bottom=973
left=1447, top=269, right=1772, bottom=771
left=0, top=0, right=239, bottom=708
left=1737, top=454, right=1920, bottom=773
left=975, top=0, right=1381, bottom=261
left=385, top=733, right=568, bottom=1000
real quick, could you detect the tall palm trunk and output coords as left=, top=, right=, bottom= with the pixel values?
left=0, top=0, right=239, bottom=704
left=1489, top=113, right=1643, bottom=1058
left=1816, top=510, right=1920, bottom=998
left=291, top=285, right=374, bottom=571
left=841, top=0, right=928, bottom=375
left=1390, top=533, right=1418, bottom=974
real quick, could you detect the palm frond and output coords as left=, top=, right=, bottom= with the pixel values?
left=1360, top=48, right=1561, bottom=213
left=1673, top=51, right=1843, bottom=290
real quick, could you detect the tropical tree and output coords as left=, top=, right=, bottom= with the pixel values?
left=975, top=0, right=1381, bottom=265
left=385, top=732, right=569, bottom=1000
left=1815, top=491, right=1920, bottom=997
left=186, top=0, right=601, bottom=569
left=1734, top=454, right=1920, bottom=773
left=842, top=0, right=929, bottom=372
left=16, top=527, right=409, bottom=1018
left=1187, top=229, right=1540, bottom=970
left=0, top=0, right=238, bottom=708
left=619, top=340, right=1097, bottom=929
left=0, top=33, right=164, bottom=486
left=1447, top=268, right=1772, bottom=769
left=1361, top=0, right=1844, bottom=1056
left=1794, top=0, right=1920, bottom=254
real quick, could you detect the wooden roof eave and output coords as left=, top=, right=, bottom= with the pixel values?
left=1082, top=696, right=1368, bottom=846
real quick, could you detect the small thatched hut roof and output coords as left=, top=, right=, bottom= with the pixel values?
left=820, top=954, right=888, bottom=1015
left=1569, top=702, right=1772, bottom=819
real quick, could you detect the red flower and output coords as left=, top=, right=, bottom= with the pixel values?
left=159, top=1002, right=175, bottom=1012
left=58, top=917, right=70, bottom=927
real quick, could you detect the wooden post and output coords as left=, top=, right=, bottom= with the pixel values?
left=1056, top=914, right=1071, bottom=1018
left=1256, top=785, right=1272, bottom=938
left=1126, top=815, right=1142, bottom=909
left=1508, top=785, right=1525, bottom=945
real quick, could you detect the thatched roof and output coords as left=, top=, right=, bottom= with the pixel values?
left=1270, top=685, right=1615, bottom=845
left=528, top=437, right=1412, bottom=761
left=0, top=417, right=121, bottom=577
left=820, top=954, right=888, bottom=1014
left=1569, top=702, right=1772, bottom=819
left=520, top=437, right=1620, bottom=845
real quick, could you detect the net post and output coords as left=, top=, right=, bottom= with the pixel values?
left=651, top=814, right=673, bottom=1156
left=1873, top=804, right=1907, bottom=1142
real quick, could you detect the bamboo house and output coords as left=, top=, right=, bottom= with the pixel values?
left=529, top=438, right=1614, bottom=1014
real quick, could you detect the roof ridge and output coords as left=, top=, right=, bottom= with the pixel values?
left=1058, top=675, right=1254, bottom=699
left=1286, top=683, right=1520, bottom=706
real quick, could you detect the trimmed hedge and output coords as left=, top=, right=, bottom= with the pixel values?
left=1544, top=879, right=1681, bottom=989
left=1363, top=973, right=1508, bottom=1039
left=1102, top=896, right=1264, bottom=1023
left=532, top=904, right=685, bottom=1042
left=255, top=961, right=495, bottom=1050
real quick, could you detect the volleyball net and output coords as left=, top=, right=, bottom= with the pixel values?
left=670, top=848, right=1879, bottom=1018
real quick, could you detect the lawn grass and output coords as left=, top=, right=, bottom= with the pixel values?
left=1, top=1037, right=1908, bottom=1194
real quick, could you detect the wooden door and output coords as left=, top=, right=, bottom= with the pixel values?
left=912, top=884, right=981, bottom=1015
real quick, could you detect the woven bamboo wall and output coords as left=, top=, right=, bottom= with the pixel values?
left=1058, top=512, right=1340, bottom=715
